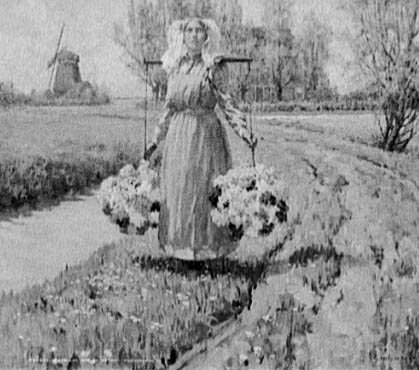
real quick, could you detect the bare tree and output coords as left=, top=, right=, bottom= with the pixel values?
left=348, top=0, right=419, bottom=152
left=211, top=0, right=244, bottom=53
left=113, top=0, right=166, bottom=100
left=261, top=0, right=298, bottom=101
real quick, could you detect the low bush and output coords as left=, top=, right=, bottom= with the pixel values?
left=30, top=83, right=111, bottom=106
left=239, top=99, right=380, bottom=113
left=0, top=85, right=32, bottom=107
left=0, top=143, right=141, bottom=213
left=0, top=83, right=110, bottom=108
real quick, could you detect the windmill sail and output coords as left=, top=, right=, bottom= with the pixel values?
left=48, top=23, right=65, bottom=90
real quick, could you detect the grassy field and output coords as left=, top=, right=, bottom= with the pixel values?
left=0, top=99, right=158, bottom=157
left=2, top=103, right=419, bottom=369
left=0, top=100, right=157, bottom=216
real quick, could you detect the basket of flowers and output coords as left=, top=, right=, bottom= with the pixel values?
left=209, top=163, right=288, bottom=241
left=208, top=85, right=288, bottom=242
left=97, top=160, right=160, bottom=235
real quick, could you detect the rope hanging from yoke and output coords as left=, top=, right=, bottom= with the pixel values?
left=144, top=63, right=148, bottom=159
left=246, top=60, right=256, bottom=167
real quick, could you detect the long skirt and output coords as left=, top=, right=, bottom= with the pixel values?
left=158, top=109, right=238, bottom=260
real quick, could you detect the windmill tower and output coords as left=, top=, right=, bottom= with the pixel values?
left=47, top=24, right=82, bottom=95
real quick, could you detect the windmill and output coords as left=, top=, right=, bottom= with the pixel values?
left=47, top=23, right=65, bottom=92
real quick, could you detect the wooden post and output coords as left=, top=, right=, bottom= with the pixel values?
left=239, top=63, right=242, bottom=102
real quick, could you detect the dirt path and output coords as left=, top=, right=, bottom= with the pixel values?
left=0, top=191, right=122, bottom=294
left=178, top=114, right=419, bottom=370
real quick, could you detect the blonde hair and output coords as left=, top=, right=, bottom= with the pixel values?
left=161, top=18, right=222, bottom=74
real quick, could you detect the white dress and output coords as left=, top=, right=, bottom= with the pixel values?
left=151, top=53, right=251, bottom=260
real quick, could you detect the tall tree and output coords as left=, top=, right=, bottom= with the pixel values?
left=297, top=11, right=332, bottom=100
left=260, top=0, right=297, bottom=101
left=211, top=0, right=255, bottom=100
left=346, top=0, right=419, bottom=151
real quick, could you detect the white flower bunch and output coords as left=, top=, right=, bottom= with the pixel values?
left=97, top=160, right=160, bottom=234
left=210, top=164, right=288, bottom=240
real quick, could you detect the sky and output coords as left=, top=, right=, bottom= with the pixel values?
left=0, top=0, right=359, bottom=97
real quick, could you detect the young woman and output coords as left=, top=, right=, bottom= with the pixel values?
left=145, top=18, right=257, bottom=260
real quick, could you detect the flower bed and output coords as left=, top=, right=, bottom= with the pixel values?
left=209, top=164, right=289, bottom=241
left=0, top=238, right=266, bottom=369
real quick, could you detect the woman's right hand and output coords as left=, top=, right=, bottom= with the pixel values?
left=144, top=142, right=157, bottom=161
